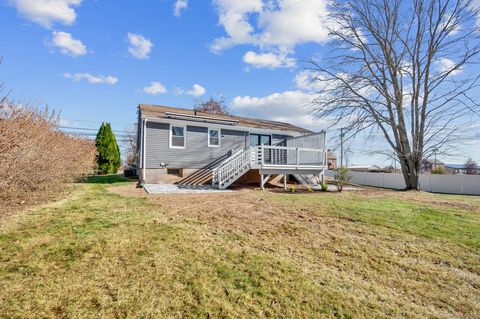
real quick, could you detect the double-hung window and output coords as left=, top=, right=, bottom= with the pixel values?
left=208, top=128, right=220, bottom=147
left=170, top=125, right=186, bottom=149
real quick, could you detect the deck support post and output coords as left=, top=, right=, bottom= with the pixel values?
left=260, top=174, right=271, bottom=190
left=320, top=170, right=325, bottom=188
left=284, top=174, right=287, bottom=191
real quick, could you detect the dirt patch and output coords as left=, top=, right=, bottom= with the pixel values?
left=109, top=183, right=332, bottom=236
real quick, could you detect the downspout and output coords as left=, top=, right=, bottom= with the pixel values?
left=142, top=119, right=147, bottom=185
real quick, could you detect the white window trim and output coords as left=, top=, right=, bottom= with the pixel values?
left=208, top=128, right=221, bottom=148
left=169, top=124, right=186, bottom=149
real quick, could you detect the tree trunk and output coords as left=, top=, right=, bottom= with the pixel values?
left=399, top=156, right=420, bottom=190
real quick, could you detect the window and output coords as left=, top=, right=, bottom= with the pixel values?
left=167, top=168, right=181, bottom=176
left=208, top=128, right=220, bottom=147
left=170, top=125, right=186, bottom=148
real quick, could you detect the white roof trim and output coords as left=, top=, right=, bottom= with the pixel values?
left=165, top=112, right=239, bottom=126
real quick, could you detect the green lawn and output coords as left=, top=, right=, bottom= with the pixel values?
left=0, top=176, right=479, bottom=318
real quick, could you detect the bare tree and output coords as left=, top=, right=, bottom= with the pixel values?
left=123, top=124, right=137, bottom=168
left=465, top=158, right=479, bottom=174
left=193, top=96, right=230, bottom=115
left=309, top=0, right=480, bottom=189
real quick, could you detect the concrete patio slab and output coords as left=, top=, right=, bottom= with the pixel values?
left=144, top=184, right=232, bottom=194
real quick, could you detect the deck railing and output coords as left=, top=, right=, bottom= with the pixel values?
left=251, top=145, right=327, bottom=169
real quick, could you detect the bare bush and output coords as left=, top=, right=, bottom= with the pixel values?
left=0, top=99, right=96, bottom=212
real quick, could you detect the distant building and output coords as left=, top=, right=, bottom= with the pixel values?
left=382, top=165, right=402, bottom=173
left=348, top=165, right=382, bottom=172
left=421, top=159, right=444, bottom=174
left=327, top=150, right=337, bottom=169
left=445, top=164, right=468, bottom=175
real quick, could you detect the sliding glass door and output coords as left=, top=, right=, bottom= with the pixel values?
left=249, top=134, right=271, bottom=147
left=250, top=134, right=271, bottom=164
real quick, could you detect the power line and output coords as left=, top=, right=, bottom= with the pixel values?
left=58, top=126, right=132, bottom=134
left=59, top=117, right=134, bottom=126
left=63, top=132, right=131, bottom=138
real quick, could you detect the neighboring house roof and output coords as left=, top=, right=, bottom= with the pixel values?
left=445, top=164, right=468, bottom=169
left=422, top=158, right=444, bottom=165
left=327, top=150, right=336, bottom=160
left=139, top=104, right=313, bottom=134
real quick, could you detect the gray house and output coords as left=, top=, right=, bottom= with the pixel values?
left=136, top=104, right=328, bottom=189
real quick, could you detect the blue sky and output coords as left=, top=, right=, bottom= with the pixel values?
left=1, top=0, right=479, bottom=165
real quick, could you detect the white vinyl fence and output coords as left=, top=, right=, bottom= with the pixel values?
left=326, top=170, right=480, bottom=195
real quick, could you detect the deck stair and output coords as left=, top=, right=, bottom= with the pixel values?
left=212, top=149, right=251, bottom=189
left=292, top=174, right=322, bottom=186
left=212, top=145, right=328, bottom=190
left=176, top=153, right=230, bottom=186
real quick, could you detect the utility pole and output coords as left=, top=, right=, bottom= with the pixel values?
left=340, top=127, right=345, bottom=167
left=433, top=147, right=439, bottom=170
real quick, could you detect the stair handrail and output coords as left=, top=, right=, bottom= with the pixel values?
left=211, top=149, right=244, bottom=174
left=212, top=147, right=251, bottom=188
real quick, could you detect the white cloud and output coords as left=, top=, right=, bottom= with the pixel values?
left=187, top=84, right=206, bottom=97
left=210, top=0, right=263, bottom=52
left=177, top=84, right=206, bottom=97
left=49, top=31, right=87, bottom=56
left=127, top=33, right=153, bottom=59
left=173, top=0, right=188, bottom=17
left=211, top=0, right=330, bottom=54
left=436, top=58, right=463, bottom=76
left=294, top=70, right=327, bottom=91
left=64, top=72, right=118, bottom=85
left=143, top=82, right=167, bottom=95
left=10, top=0, right=82, bottom=28
left=243, top=51, right=296, bottom=69
left=231, top=90, right=321, bottom=130
left=257, top=0, right=331, bottom=51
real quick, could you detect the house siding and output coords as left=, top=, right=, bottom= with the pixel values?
left=145, top=122, right=247, bottom=169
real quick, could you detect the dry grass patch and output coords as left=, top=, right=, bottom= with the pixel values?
left=0, top=180, right=479, bottom=318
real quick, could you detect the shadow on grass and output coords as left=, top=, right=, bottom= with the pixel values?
left=83, top=174, right=135, bottom=184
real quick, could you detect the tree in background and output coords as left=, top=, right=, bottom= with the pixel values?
left=193, top=96, right=230, bottom=115
left=465, top=158, right=479, bottom=175
left=95, top=122, right=121, bottom=174
left=123, top=124, right=137, bottom=168
left=309, top=0, right=480, bottom=190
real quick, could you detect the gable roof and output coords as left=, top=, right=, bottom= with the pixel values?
left=139, top=104, right=313, bottom=134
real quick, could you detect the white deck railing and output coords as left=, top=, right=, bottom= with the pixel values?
left=212, top=145, right=327, bottom=189
left=251, top=145, right=327, bottom=169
